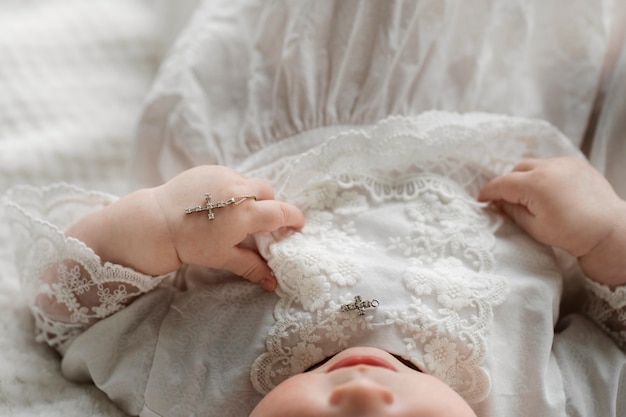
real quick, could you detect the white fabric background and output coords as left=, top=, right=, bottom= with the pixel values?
left=132, top=0, right=622, bottom=188
left=0, top=0, right=624, bottom=415
left=0, top=1, right=197, bottom=415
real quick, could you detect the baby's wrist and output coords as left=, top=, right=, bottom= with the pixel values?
left=578, top=206, right=626, bottom=287
left=99, top=188, right=181, bottom=276
left=140, top=187, right=182, bottom=274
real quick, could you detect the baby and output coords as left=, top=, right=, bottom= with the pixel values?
left=4, top=104, right=626, bottom=417
left=23, top=151, right=625, bottom=416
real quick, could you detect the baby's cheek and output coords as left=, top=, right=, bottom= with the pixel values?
left=250, top=373, right=328, bottom=417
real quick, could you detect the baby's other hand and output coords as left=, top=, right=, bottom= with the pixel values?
left=478, top=157, right=626, bottom=260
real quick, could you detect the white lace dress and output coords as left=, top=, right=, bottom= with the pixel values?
left=5, top=1, right=626, bottom=416
left=5, top=113, right=626, bottom=417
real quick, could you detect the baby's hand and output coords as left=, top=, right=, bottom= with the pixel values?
left=478, top=157, right=626, bottom=260
left=153, top=165, right=304, bottom=291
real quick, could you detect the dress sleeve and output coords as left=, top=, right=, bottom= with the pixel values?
left=3, top=184, right=171, bottom=354
left=583, top=277, right=626, bottom=350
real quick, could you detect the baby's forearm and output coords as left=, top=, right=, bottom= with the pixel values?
left=578, top=208, right=626, bottom=287
left=66, top=187, right=181, bottom=276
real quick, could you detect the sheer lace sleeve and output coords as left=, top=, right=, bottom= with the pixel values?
left=584, top=278, right=626, bottom=350
left=3, top=184, right=170, bottom=354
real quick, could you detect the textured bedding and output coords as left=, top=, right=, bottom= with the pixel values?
left=0, top=1, right=195, bottom=415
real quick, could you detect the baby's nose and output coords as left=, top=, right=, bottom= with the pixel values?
left=329, top=378, right=394, bottom=412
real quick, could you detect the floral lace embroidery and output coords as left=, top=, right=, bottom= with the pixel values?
left=33, top=255, right=164, bottom=352
left=247, top=112, right=588, bottom=402
left=251, top=176, right=507, bottom=403
left=4, top=184, right=168, bottom=353
left=248, top=113, right=586, bottom=403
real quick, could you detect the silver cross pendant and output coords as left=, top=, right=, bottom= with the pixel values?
left=341, top=295, right=379, bottom=316
left=184, top=193, right=232, bottom=220
left=184, top=193, right=257, bottom=220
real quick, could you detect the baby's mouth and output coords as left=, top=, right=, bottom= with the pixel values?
left=327, top=356, right=398, bottom=372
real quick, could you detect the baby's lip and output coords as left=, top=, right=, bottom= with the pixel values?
left=327, top=356, right=398, bottom=373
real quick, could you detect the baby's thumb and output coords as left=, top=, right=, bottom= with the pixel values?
left=222, top=248, right=277, bottom=291
left=498, top=201, right=535, bottom=235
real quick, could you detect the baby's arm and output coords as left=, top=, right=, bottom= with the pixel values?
left=20, top=166, right=303, bottom=352
left=479, top=157, right=626, bottom=349
left=68, top=165, right=304, bottom=290
left=478, top=157, right=626, bottom=287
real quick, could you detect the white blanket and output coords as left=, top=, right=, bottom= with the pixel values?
left=0, top=1, right=196, bottom=415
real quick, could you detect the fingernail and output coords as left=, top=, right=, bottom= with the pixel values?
left=261, top=278, right=277, bottom=291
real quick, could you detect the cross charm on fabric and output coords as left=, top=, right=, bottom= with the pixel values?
left=341, top=295, right=379, bottom=315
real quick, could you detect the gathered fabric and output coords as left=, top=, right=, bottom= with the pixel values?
left=132, top=0, right=616, bottom=186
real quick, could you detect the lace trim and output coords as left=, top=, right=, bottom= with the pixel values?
left=584, top=278, right=626, bottom=349
left=4, top=184, right=169, bottom=352
left=31, top=305, right=85, bottom=353
left=247, top=113, right=585, bottom=204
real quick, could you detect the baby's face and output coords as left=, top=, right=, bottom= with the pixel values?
left=249, top=347, right=477, bottom=417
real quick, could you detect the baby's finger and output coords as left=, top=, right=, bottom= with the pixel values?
left=478, top=172, right=530, bottom=206
left=222, top=247, right=277, bottom=291
left=247, top=200, right=305, bottom=232
left=246, top=178, right=275, bottom=201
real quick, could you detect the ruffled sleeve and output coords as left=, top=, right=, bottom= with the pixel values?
left=583, top=278, right=626, bottom=350
left=3, top=184, right=171, bottom=354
